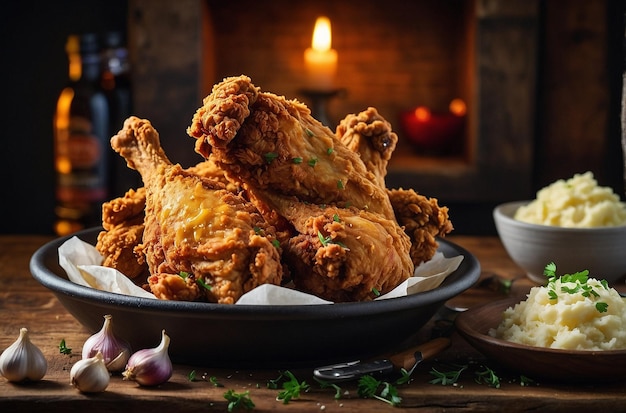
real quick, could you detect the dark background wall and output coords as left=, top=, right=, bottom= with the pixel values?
left=1, top=1, right=128, bottom=235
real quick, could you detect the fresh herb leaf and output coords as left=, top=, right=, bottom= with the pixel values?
left=196, top=278, right=212, bottom=291
left=357, top=375, right=402, bottom=407
left=223, top=389, right=255, bottom=411
left=274, top=370, right=310, bottom=404
left=271, top=239, right=281, bottom=248
left=210, top=376, right=224, bottom=387
left=372, top=287, right=381, bottom=297
left=59, top=339, right=72, bottom=355
left=318, top=230, right=331, bottom=247
left=188, top=370, right=197, bottom=381
left=292, top=157, right=303, bottom=164
left=314, top=377, right=343, bottom=399
left=596, top=302, right=609, bottom=313
left=264, top=152, right=278, bottom=164
left=308, top=157, right=318, bottom=167
left=327, top=147, right=334, bottom=155
left=179, top=271, right=189, bottom=279
left=333, top=214, right=340, bottom=222
left=304, top=128, right=315, bottom=137
left=428, top=364, right=468, bottom=385
left=337, top=180, right=344, bottom=189
left=475, top=365, right=501, bottom=388
left=543, top=263, right=608, bottom=313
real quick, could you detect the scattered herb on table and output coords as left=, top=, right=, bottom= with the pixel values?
left=224, top=389, right=255, bottom=411
left=475, top=365, right=501, bottom=388
left=187, top=370, right=197, bottom=381
left=314, top=377, right=343, bottom=399
left=270, top=370, right=310, bottom=404
left=428, top=363, right=468, bottom=386
left=58, top=338, right=72, bottom=355
left=357, top=374, right=402, bottom=407
left=210, top=376, right=224, bottom=387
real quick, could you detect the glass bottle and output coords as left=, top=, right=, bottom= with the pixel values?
left=100, top=31, right=138, bottom=197
left=53, top=33, right=110, bottom=236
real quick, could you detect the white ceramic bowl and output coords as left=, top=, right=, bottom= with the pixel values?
left=493, top=201, right=626, bottom=285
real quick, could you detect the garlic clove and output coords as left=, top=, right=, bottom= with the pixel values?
left=122, top=329, right=172, bottom=386
left=82, top=314, right=131, bottom=372
left=70, top=351, right=110, bottom=393
left=0, top=327, right=47, bottom=382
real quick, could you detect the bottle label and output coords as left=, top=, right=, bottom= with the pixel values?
left=55, top=115, right=107, bottom=203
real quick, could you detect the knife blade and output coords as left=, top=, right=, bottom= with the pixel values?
left=313, top=337, right=450, bottom=382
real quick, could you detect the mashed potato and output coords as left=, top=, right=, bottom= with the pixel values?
left=491, top=276, right=626, bottom=350
left=514, top=172, right=626, bottom=227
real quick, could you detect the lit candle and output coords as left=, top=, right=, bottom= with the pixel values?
left=304, top=16, right=338, bottom=90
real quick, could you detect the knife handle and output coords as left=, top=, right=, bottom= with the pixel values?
left=388, top=337, right=451, bottom=370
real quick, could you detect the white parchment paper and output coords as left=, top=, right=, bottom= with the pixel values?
left=58, top=236, right=463, bottom=305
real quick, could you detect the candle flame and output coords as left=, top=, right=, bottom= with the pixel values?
left=312, top=16, right=332, bottom=52
left=449, top=99, right=467, bottom=116
left=414, top=106, right=431, bottom=121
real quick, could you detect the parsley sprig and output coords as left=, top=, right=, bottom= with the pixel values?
left=58, top=338, right=72, bottom=355
left=223, top=389, right=255, bottom=411
left=543, top=262, right=609, bottom=313
left=356, top=369, right=411, bottom=407
left=268, top=370, right=310, bottom=404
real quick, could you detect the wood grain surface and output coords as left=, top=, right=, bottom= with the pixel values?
left=1, top=235, right=625, bottom=412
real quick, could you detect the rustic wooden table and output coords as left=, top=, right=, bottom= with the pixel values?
left=1, top=235, right=625, bottom=412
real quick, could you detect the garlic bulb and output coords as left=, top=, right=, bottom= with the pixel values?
left=70, top=351, right=110, bottom=393
left=0, top=327, right=47, bottom=382
left=82, top=314, right=131, bottom=371
left=122, top=330, right=172, bottom=386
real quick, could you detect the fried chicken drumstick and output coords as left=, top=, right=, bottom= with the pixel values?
left=110, top=116, right=283, bottom=304
left=335, top=107, right=453, bottom=266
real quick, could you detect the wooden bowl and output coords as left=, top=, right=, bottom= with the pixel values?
left=455, top=297, right=626, bottom=382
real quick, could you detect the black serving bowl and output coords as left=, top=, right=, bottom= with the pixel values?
left=31, top=227, right=480, bottom=368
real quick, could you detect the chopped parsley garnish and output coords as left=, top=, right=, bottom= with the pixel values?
left=292, top=157, right=303, bottom=164
left=337, top=180, right=344, bottom=189
left=179, top=271, right=189, bottom=279
left=317, top=230, right=348, bottom=249
left=271, top=239, right=281, bottom=248
left=372, top=287, right=381, bottom=297
left=357, top=374, right=403, bottom=407
left=304, top=128, right=315, bottom=137
left=223, top=389, right=255, bottom=411
left=333, top=213, right=340, bottom=222
left=268, top=371, right=310, bottom=404
left=327, top=147, right=334, bottom=155
left=308, top=157, right=318, bottom=167
left=543, top=262, right=609, bottom=313
left=196, top=277, right=212, bottom=291
left=263, top=152, right=278, bottom=164
left=59, top=339, right=72, bottom=355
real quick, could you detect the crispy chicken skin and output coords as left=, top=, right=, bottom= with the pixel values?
left=187, top=76, right=414, bottom=301
left=336, top=106, right=397, bottom=189
left=335, top=107, right=453, bottom=266
left=96, top=187, right=147, bottom=279
left=110, top=116, right=283, bottom=304
left=187, top=75, right=395, bottom=220
left=387, top=188, right=453, bottom=266
left=264, top=192, right=413, bottom=302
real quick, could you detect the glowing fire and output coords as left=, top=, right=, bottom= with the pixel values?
left=312, top=16, right=333, bottom=52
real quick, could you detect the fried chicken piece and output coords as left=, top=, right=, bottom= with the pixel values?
left=187, top=76, right=414, bottom=301
left=336, top=107, right=453, bottom=266
left=96, top=187, right=148, bottom=279
left=336, top=106, right=397, bottom=189
left=264, top=192, right=413, bottom=302
left=388, top=188, right=454, bottom=266
left=187, top=75, right=395, bottom=220
left=110, top=116, right=283, bottom=304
